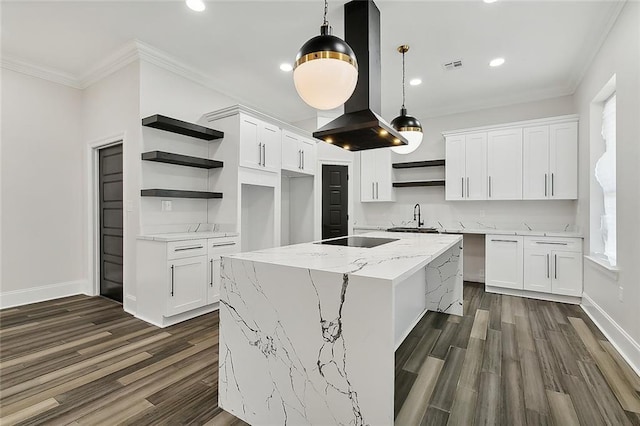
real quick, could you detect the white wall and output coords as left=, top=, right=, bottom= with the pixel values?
left=139, top=61, right=236, bottom=233
left=0, top=70, right=85, bottom=306
left=573, top=2, right=640, bottom=372
left=82, top=61, right=141, bottom=312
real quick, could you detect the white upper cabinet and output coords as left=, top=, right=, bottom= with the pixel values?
left=523, top=122, right=577, bottom=200
left=523, top=126, right=550, bottom=199
left=281, top=130, right=316, bottom=176
left=445, top=133, right=487, bottom=200
left=549, top=122, right=578, bottom=199
left=239, top=114, right=281, bottom=173
left=444, top=115, right=578, bottom=201
left=360, top=149, right=394, bottom=202
left=487, top=129, right=522, bottom=200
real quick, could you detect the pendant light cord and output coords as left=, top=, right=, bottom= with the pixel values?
left=323, top=0, right=328, bottom=25
left=401, top=49, right=406, bottom=110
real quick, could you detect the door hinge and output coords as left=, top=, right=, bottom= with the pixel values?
left=347, top=174, right=349, bottom=180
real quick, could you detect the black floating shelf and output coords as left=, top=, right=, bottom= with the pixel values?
left=142, top=114, right=224, bottom=141
left=141, top=189, right=223, bottom=199
left=141, top=151, right=223, bottom=169
left=393, top=180, right=446, bottom=188
left=393, top=159, right=446, bottom=169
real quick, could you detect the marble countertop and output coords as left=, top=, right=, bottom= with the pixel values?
left=353, top=225, right=583, bottom=238
left=227, top=231, right=463, bottom=284
left=137, top=231, right=239, bottom=242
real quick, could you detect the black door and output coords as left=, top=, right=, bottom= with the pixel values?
left=99, top=144, right=124, bottom=303
left=322, top=165, right=348, bottom=239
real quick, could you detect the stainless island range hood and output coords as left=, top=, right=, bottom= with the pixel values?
left=313, top=0, right=408, bottom=151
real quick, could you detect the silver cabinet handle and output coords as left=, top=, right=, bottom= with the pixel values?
left=467, top=177, right=470, bottom=198
left=211, top=242, right=236, bottom=248
left=258, top=143, right=262, bottom=165
left=376, top=182, right=379, bottom=199
left=546, top=254, right=550, bottom=278
left=545, top=174, right=548, bottom=197
left=491, top=239, right=518, bottom=243
left=262, top=144, right=266, bottom=166
left=302, top=150, right=305, bottom=169
left=210, top=259, right=213, bottom=287
left=554, top=254, right=558, bottom=279
left=461, top=177, right=464, bottom=198
left=535, top=241, right=567, bottom=245
left=372, top=182, right=375, bottom=199
left=551, top=173, right=555, bottom=196
left=170, top=265, right=174, bottom=297
left=300, top=150, right=303, bottom=169
left=174, top=245, right=203, bottom=251
left=488, top=176, right=492, bottom=198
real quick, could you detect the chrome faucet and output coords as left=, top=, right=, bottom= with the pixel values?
left=413, top=204, right=424, bottom=228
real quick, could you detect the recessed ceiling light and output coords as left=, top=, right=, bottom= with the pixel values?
left=483, top=0, right=498, bottom=3
left=186, top=0, right=205, bottom=12
left=409, top=78, right=422, bottom=86
left=489, top=57, right=505, bottom=67
left=279, top=63, right=293, bottom=72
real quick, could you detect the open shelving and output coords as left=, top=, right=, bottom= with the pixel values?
left=142, top=114, right=224, bottom=141
left=393, top=180, right=445, bottom=188
left=141, top=151, right=223, bottom=169
left=140, top=189, right=223, bottom=199
left=392, top=159, right=445, bottom=169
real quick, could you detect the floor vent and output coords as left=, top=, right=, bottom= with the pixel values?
left=443, top=59, right=463, bottom=70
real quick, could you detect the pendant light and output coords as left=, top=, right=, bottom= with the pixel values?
left=293, top=0, right=359, bottom=110
left=391, top=45, right=423, bottom=154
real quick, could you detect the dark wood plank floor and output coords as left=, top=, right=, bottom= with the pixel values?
left=1, top=283, right=639, bottom=425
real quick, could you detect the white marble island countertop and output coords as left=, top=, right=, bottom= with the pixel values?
left=228, top=231, right=462, bottom=284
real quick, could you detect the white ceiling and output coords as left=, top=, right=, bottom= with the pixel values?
left=1, top=1, right=624, bottom=123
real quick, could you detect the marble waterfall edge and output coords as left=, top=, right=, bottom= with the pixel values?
left=218, top=258, right=394, bottom=425
left=425, top=243, right=463, bottom=315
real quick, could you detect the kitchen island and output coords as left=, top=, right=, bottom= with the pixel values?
left=218, top=232, right=463, bottom=425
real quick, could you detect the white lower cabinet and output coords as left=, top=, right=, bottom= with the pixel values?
left=166, top=256, right=208, bottom=317
left=485, top=236, right=523, bottom=289
left=137, top=235, right=240, bottom=327
left=487, top=234, right=583, bottom=300
left=207, top=238, right=240, bottom=304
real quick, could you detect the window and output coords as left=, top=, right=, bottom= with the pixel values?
left=594, top=93, right=616, bottom=266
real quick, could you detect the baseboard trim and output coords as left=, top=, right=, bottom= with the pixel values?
left=581, top=292, right=640, bottom=376
left=485, top=285, right=581, bottom=305
left=0, top=280, right=88, bottom=309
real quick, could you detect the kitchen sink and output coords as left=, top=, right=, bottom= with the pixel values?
left=386, top=227, right=440, bottom=234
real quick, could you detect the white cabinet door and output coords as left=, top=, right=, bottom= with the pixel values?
left=487, top=129, right=522, bottom=200
left=207, top=239, right=240, bottom=304
left=239, top=115, right=261, bottom=170
left=552, top=251, right=582, bottom=296
left=281, top=131, right=301, bottom=172
left=486, top=236, right=523, bottom=289
left=166, top=256, right=207, bottom=317
left=465, top=133, right=487, bottom=200
left=549, top=122, right=578, bottom=199
left=523, top=126, right=550, bottom=200
left=360, top=150, right=376, bottom=202
left=375, top=149, right=395, bottom=202
left=524, top=248, right=552, bottom=293
left=445, top=135, right=466, bottom=200
left=261, top=122, right=281, bottom=173
left=300, top=138, right=316, bottom=175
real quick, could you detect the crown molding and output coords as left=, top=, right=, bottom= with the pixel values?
left=0, top=56, right=82, bottom=89
left=565, top=0, right=626, bottom=94
left=78, top=40, right=140, bottom=88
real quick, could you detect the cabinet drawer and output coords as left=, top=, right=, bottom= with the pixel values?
left=208, top=237, right=240, bottom=257
left=524, top=236, right=581, bottom=252
left=167, top=239, right=207, bottom=260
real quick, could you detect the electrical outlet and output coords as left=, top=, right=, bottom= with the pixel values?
left=618, top=286, right=623, bottom=302
left=161, top=200, right=172, bottom=212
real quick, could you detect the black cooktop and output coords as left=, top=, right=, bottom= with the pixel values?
left=315, top=236, right=399, bottom=248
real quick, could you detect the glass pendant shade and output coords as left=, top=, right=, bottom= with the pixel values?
left=294, top=25, right=358, bottom=110
left=391, top=108, right=423, bottom=154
